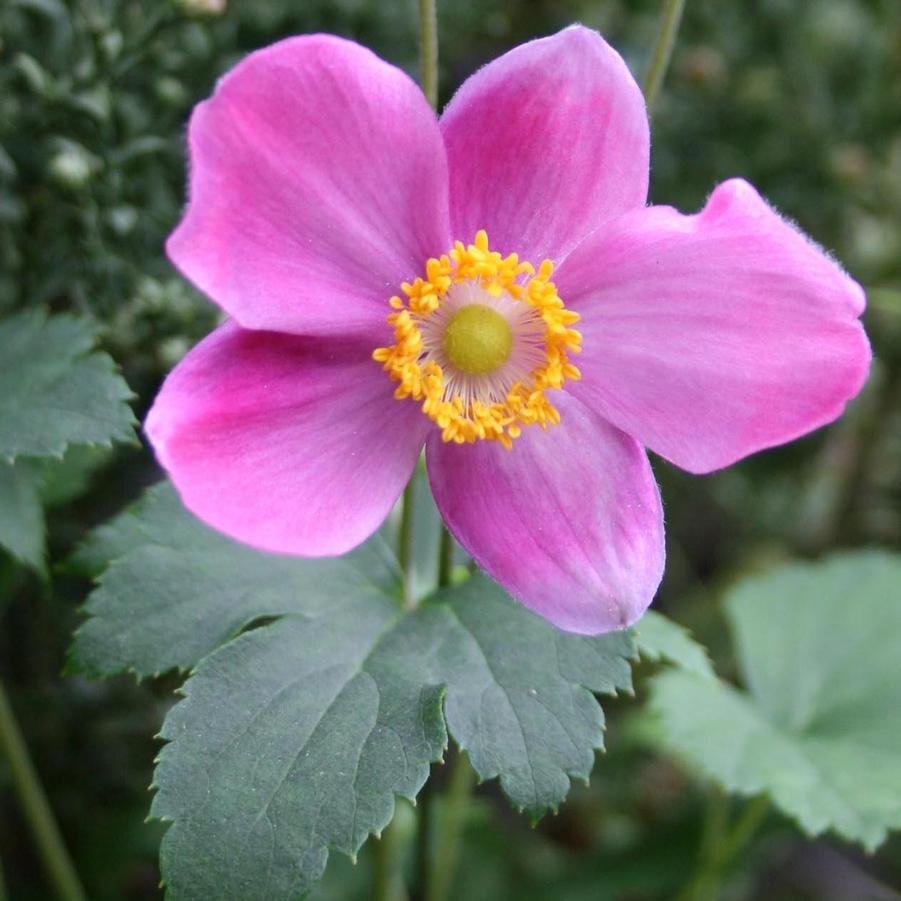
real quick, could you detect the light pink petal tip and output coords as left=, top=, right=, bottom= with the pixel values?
left=168, top=34, right=450, bottom=338
left=558, top=178, right=872, bottom=474
left=145, top=323, right=429, bottom=556
left=427, top=393, right=665, bottom=635
left=440, top=24, right=650, bottom=265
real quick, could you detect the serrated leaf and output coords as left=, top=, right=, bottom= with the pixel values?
left=426, top=575, right=634, bottom=814
left=73, top=481, right=637, bottom=898
left=650, top=551, right=901, bottom=850
left=633, top=610, right=715, bottom=679
left=69, top=482, right=400, bottom=677
left=0, top=460, right=45, bottom=570
left=152, top=601, right=447, bottom=900
left=0, top=310, right=135, bottom=462
left=38, top=444, right=113, bottom=508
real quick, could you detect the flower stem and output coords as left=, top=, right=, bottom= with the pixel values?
left=426, top=751, right=475, bottom=901
left=437, top=526, right=454, bottom=589
left=398, top=478, right=417, bottom=607
left=372, top=815, right=408, bottom=901
left=675, top=794, right=769, bottom=901
left=643, top=0, right=687, bottom=117
left=414, top=777, right=434, bottom=900
left=0, top=680, right=86, bottom=901
left=418, top=0, right=439, bottom=110
left=415, top=522, right=456, bottom=898
left=376, top=0, right=443, bottom=893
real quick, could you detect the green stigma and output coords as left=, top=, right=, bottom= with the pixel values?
left=443, top=304, right=513, bottom=375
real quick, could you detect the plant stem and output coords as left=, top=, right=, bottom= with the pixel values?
left=403, top=2, right=443, bottom=895
left=372, top=815, right=408, bottom=901
left=414, top=778, right=434, bottom=901
left=426, top=751, right=475, bottom=901
left=374, top=477, right=421, bottom=896
left=0, top=854, right=9, bottom=901
left=398, top=478, right=417, bottom=607
left=0, top=680, right=86, bottom=901
left=675, top=795, right=769, bottom=901
left=698, top=786, right=729, bottom=865
left=418, top=0, right=439, bottom=110
left=643, top=0, right=687, bottom=116
left=437, top=527, right=454, bottom=589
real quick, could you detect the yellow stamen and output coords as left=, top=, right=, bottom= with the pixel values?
left=372, top=230, right=582, bottom=449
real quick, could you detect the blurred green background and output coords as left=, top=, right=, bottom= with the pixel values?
left=1, top=0, right=900, bottom=898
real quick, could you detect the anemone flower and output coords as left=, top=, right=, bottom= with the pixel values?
left=147, top=26, right=870, bottom=634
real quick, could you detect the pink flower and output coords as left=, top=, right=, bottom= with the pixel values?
left=147, top=27, right=870, bottom=634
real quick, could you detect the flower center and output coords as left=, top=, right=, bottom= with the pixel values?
left=443, top=304, right=513, bottom=375
left=372, top=230, right=582, bottom=449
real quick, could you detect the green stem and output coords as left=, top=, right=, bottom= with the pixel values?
left=426, top=752, right=475, bottom=901
left=418, top=0, right=439, bottom=110
left=698, top=786, right=729, bottom=865
left=437, top=527, right=454, bottom=589
left=643, top=0, right=687, bottom=116
left=374, top=476, right=420, bottom=896
left=372, top=0, right=440, bottom=901
left=372, top=815, right=408, bottom=901
left=675, top=795, right=769, bottom=901
left=0, top=854, right=9, bottom=901
left=398, top=479, right=417, bottom=607
left=0, top=680, right=86, bottom=901
left=414, top=779, right=434, bottom=901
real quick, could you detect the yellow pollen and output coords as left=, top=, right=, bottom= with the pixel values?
left=443, top=304, right=513, bottom=375
left=372, top=230, right=582, bottom=449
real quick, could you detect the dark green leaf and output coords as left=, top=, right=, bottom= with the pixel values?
left=426, top=575, right=634, bottom=814
left=69, top=482, right=400, bottom=677
left=37, top=444, right=113, bottom=508
left=0, top=310, right=135, bottom=462
left=0, top=460, right=45, bottom=570
left=74, top=481, right=636, bottom=898
left=152, top=600, right=447, bottom=900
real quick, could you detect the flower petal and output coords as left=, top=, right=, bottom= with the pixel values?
left=426, top=393, right=664, bottom=634
left=146, top=323, right=429, bottom=556
left=557, top=179, right=871, bottom=474
left=440, top=25, right=649, bottom=264
left=168, top=35, right=450, bottom=338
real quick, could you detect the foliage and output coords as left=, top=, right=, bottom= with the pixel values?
left=71, top=482, right=635, bottom=898
left=0, top=310, right=134, bottom=570
left=651, top=552, right=901, bottom=851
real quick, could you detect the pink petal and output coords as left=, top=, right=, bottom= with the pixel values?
left=145, top=323, right=429, bottom=556
left=168, top=35, right=450, bottom=338
left=440, top=25, right=649, bottom=264
left=426, top=394, right=665, bottom=634
left=557, top=179, right=871, bottom=474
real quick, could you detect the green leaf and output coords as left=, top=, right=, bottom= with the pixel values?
left=152, top=600, right=447, bottom=900
left=73, top=482, right=636, bottom=898
left=633, top=610, right=715, bottom=679
left=0, top=310, right=135, bottom=462
left=38, top=444, right=113, bottom=508
left=425, top=575, right=634, bottom=815
left=650, top=551, right=901, bottom=850
left=69, top=482, right=400, bottom=677
left=0, top=460, right=45, bottom=570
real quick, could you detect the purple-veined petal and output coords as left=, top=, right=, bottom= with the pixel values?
left=168, top=35, right=450, bottom=338
left=557, top=179, right=871, bottom=474
left=426, top=393, right=665, bottom=635
left=440, top=25, right=649, bottom=265
left=146, top=322, right=429, bottom=556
